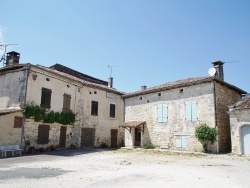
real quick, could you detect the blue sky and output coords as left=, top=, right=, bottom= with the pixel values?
left=0, top=0, right=249, bottom=93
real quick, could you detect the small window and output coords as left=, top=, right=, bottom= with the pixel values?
left=63, top=94, right=71, bottom=112
left=37, top=124, right=50, bottom=144
left=109, top=104, right=116, bottom=118
left=158, top=93, right=161, bottom=96
left=46, top=78, right=50, bottom=81
left=91, top=101, right=98, bottom=116
left=89, top=92, right=92, bottom=94
left=67, top=84, right=70, bottom=88
left=139, top=97, right=142, bottom=100
left=147, top=100, right=150, bottom=103
left=94, top=91, right=97, bottom=94
left=40, top=88, right=52, bottom=109
left=180, top=89, right=183, bottom=93
left=14, top=116, right=23, bottom=128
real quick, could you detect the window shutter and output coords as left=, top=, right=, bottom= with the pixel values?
left=185, top=102, right=192, bottom=121
left=182, top=136, right=188, bottom=148
left=157, top=104, right=163, bottom=122
left=176, top=137, right=182, bottom=148
left=162, top=104, right=168, bottom=122
left=191, top=101, right=197, bottom=121
left=14, top=116, right=23, bottom=128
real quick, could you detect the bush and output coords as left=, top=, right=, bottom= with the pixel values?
left=142, top=143, right=155, bottom=149
left=195, top=123, right=217, bottom=152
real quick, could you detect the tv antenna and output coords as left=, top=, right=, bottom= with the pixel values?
left=107, top=65, right=119, bottom=77
left=223, top=61, right=239, bottom=64
left=0, top=43, right=18, bottom=66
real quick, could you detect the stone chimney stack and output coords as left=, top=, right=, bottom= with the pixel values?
left=6, top=51, right=20, bottom=66
left=212, top=61, right=224, bottom=81
left=108, top=77, right=113, bottom=88
left=141, top=85, right=147, bottom=90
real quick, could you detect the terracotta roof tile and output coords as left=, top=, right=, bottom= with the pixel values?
left=231, top=94, right=250, bottom=110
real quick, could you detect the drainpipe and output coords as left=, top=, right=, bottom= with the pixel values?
left=20, top=64, right=30, bottom=149
left=213, top=81, right=219, bottom=153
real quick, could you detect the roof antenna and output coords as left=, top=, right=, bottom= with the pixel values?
left=223, top=61, right=239, bottom=64
left=107, top=65, right=119, bottom=77
left=0, top=43, right=18, bottom=66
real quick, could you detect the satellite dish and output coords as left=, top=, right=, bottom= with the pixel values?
left=208, top=67, right=216, bottom=76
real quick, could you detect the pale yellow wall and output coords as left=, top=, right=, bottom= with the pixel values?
left=25, top=67, right=124, bottom=148
left=0, top=112, right=22, bottom=146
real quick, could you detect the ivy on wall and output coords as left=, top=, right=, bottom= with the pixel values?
left=22, top=102, right=76, bottom=125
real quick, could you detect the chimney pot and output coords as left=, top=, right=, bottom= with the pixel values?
left=6, top=51, right=20, bottom=66
left=108, top=77, right=113, bottom=88
left=141, top=85, right=147, bottom=90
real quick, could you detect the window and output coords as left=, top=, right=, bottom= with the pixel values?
left=40, top=87, right=52, bottom=109
left=14, top=116, right=23, bottom=128
left=37, top=124, right=50, bottom=144
left=91, top=101, right=98, bottom=116
left=109, top=103, right=116, bottom=118
left=63, top=94, right=71, bottom=112
left=185, top=101, right=197, bottom=122
left=175, top=135, right=188, bottom=148
left=157, top=104, right=168, bottom=123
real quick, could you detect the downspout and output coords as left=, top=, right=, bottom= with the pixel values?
left=213, top=81, right=219, bottom=153
left=21, top=64, right=30, bottom=149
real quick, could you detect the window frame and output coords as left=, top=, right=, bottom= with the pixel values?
left=157, top=103, right=168, bottom=123
left=109, top=103, right=116, bottom=118
left=91, top=101, right=98, bottom=116
left=63, top=93, right=71, bottom=112
left=185, top=101, right=197, bottom=122
left=40, top=87, right=52, bottom=109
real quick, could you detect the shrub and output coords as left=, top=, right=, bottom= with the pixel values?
left=195, top=123, right=217, bottom=152
left=143, top=143, right=155, bottom=149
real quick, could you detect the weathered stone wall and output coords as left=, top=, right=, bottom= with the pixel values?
left=214, top=82, right=242, bottom=152
left=124, top=82, right=216, bottom=152
left=229, top=109, right=250, bottom=155
left=0, top=70, right=28, bottom=108
left=24, top=119, right=74, bottom=149
left=0, top=112, right=23, bottom=146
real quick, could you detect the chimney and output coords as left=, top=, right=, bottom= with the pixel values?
left=212, top=61, right=224, bottom=81
left=108, top=77, right=113, bottom=88
left=141, top=85, right=147, bottom=90
left=6, top=51, right=20, bottom=66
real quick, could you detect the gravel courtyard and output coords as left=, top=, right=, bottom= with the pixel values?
left=0, top=148, right=250, bottom=188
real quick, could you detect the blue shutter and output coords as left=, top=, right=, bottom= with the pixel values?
left=185, top=102, right=192, bottom=121
left=181, top=136, right=188, bottom=148
left=191, top=101, right=197, bottom=122
left=157, top=104, right=163, bottom=122
left=176, top=137, right=182, bottom=148
left=162, top=104, right=168, bottom=122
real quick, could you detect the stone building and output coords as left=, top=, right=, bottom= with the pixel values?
left=121, top=61, right=246, bottom=153
left=0, top=51, right=124, bottom=149
left=229, top=94, right=250, bottom=155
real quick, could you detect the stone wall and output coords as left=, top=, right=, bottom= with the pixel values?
left=214, top=82, right=242, bottom=152
left=124, top=82, right=216, bottom=152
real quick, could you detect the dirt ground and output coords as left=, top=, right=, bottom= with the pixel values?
left=0, top=148, right=250, bottom=188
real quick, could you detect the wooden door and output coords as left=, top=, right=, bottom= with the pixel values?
left=111, top=129, right=118, bottom=147
left=59, top=126, right=67, bottom=147
left=242, top=125, right=250, bottom=155
left=134, top=127, right=141, bottom=146
left=81, top=128, right=95, bottom=147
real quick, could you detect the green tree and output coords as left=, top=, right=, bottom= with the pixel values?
left=195, top=123, right=217, bottom=152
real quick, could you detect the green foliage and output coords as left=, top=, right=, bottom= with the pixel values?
left=195, top=123, right=217, bottom=152
left=142, top=143, right=155, bottom=149
left=22, top=103, right=76, bottom=125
